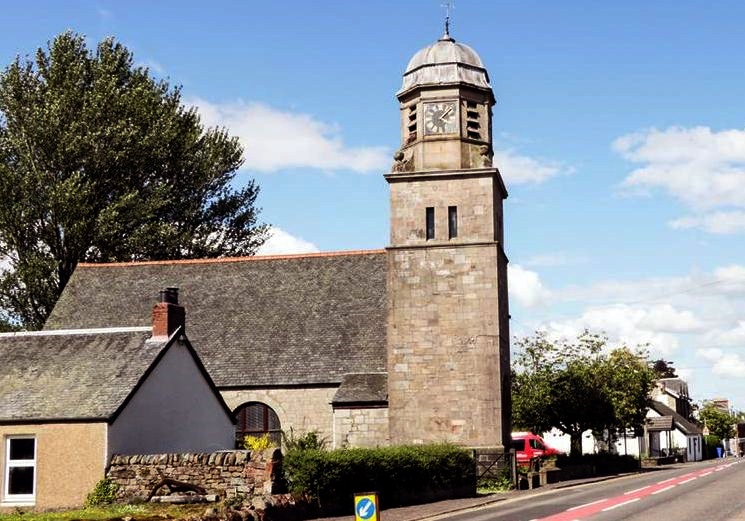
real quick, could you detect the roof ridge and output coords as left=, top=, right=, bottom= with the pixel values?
left=0, top=326, right=152, bottom=338
left=77, top=249, right=387, bottom=268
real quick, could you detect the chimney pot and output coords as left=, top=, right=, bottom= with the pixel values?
left=159, top=287, right=180, bottom=305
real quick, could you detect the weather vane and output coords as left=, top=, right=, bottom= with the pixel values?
left=441, top=0, right=455, bottom=37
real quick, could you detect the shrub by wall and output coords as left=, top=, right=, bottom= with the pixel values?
left=284, top=444, right=476, bottom=515
left=704, top=435, right=721, bottom=459
left=555, top=453, right=639, bottom=475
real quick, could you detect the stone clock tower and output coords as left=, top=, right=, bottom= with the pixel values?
left=386, top=28, right=511, bottom=449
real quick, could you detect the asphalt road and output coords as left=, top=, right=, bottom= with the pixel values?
left=440, top=459, right=745, bottom=521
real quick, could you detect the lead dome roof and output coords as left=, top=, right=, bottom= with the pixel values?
left=399, top=34, right=491, bottom=95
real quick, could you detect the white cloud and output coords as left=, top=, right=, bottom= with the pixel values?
left=697, top=348, right=745, bottom=378
left=712, top=265, right=745, bottom=294
left=615, top=126, right=745, bottom=213
left=670, top=211, right=745, bottom=234
left=256, top=227, right=319, bottom=256
left=493, top=149, right=569, bottom=185
left=190, top=98, right=389, bottom=173
left=707, top=321, right=745, bottom=347
left=540, top=304, right=692, bottom=356
left=508, top=264, right=551, bottom=308
left=636, top=303, right=703, bottom=333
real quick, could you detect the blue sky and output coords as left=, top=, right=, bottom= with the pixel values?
left=3, top=1, right=745, bottom=408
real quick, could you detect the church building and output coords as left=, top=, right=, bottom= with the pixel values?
left=44, top=28, right=512, bottom=452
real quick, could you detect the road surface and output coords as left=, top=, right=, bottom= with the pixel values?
left=442, top=459, right=745, bottom=521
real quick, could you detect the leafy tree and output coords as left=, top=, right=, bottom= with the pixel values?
left=651, top=359, right=678, bottom=378
left=0, top=32, right=268, bottom=329
left=512, top=331, right=655, bottom=457
left=699, top=402, right=736, bottom=441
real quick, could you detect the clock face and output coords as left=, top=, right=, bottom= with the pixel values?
left=424, top=101, right=458, bottom=135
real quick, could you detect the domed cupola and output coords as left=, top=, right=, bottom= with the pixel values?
left=399, top=33, right=491, bottom=96
left=391, top=28, right=496, bottom=173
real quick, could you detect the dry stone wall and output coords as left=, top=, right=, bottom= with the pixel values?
left=107, top=449, right=283, bottom=501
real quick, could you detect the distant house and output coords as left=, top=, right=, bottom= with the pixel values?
left=614, top=378, right=704, bottom=461
left=0, top=289, right=235, bottom=510
left=643, top=400, right=704, bottom=461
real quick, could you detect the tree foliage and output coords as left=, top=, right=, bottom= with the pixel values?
left=651, top=359, right=678, bottom=378
left=0, top=32, right=268, bottom=329
left=512, top=331, right=656, bottom=457
left=699, top=402, right=736, bottom=441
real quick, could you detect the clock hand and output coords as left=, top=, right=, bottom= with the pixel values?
left=439, top=106, right=453, bottom=121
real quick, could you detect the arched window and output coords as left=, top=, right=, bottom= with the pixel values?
left=234, top=402, right=281, bottom=448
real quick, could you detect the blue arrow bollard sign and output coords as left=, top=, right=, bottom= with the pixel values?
left=354, top=492, right=379, bottom=521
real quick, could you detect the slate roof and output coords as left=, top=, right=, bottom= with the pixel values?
left=0, top=329, right=164, bottom=422
left=332, top=373, right=388, bottom=405
left=651, top=400, right=703, bottom=435
left=646, top=415, right=674, bottom=432
left=45, top=251, right=388, bottom=388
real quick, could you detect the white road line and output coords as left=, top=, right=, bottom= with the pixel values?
left=678, top=477, right=697, bottom=484
left=567, top=498, right=607, bottom=511
left=601, top=498, right=641, bottom=512
left=652, top=485, right=676, bottom=495
left=701, top=471, right=713, bottom=476
left=657, top=477, right=675, bottom=484
left=624, top=485, right=650, bottom=495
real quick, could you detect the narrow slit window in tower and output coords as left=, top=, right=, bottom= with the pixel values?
left=448, top=206, right=458, bottom=239
left=426, top=207, right=435, bottom=240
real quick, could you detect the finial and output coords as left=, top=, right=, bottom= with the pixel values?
left=440, top=1, right=455, bottom=41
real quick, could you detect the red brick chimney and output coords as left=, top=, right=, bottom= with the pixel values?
left=152, top=287, right=185, bottom=339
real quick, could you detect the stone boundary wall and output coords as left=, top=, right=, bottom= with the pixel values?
left=107, top=449, right=283, bottom=501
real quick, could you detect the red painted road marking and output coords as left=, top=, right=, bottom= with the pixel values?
left=537, top=461, right=741, bottom=520
left=601, top=498, right=640, bottom=511
left=567, top=499, right=607, bottom=511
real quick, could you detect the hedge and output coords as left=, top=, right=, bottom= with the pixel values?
left=283, top=444, right=476, bottom=514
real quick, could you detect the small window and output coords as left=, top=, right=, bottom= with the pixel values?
left=448, top=206, right=458, bottom=239
left=425, top=207, right=435, bottom=240
left=4, top=436, right=36, bottom=504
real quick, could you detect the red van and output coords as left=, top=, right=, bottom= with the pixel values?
left=511, top=432, right=562, bottom=467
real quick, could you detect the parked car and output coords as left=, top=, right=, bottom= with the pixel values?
left=511, top=432, right=562, bottom=467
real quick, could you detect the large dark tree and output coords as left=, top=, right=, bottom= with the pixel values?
left=0, top=32, right=268, bottom=329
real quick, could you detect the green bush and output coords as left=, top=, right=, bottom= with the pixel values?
left=85, top=478, right=119, bottom=507
left=282, top=429, right=328, bottom=451
left=284, top=444, right=476, bottom=515
left=704, top=435, right=721, bottom=459
left=555, top=453, right=639, bottom=474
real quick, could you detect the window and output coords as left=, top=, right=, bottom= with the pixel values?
left=426, top=207, right=435, bottom=240
left=529, top=439, right=545, bottom=450
left=234, top=402, right=281, bottom=448
left=448, top=206, right=458, bottom=239
left=4, top=436, right=35, bottom=504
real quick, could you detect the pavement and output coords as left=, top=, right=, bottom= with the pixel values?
left=310, top=472, right=642, bottom=521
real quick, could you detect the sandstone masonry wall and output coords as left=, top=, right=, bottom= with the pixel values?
left=221, top=388, right=336, bottom=445
left=333, top=407, right=389, bottom=448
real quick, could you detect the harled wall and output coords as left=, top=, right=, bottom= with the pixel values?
left=0, top=423, right=107, bottom=510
